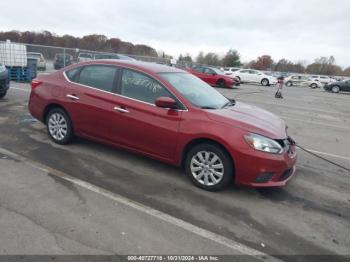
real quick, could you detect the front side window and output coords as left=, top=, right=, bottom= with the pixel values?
left=203, top=68, right=214, bottom=75
left=159, top=72, right=229, bottom=109
left=121, top=69, right=172, bottom=104
left=78, top=65, right=118, bottom=92
left=240, top=70, right=250, bottom=74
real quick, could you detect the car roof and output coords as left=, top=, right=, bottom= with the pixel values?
left=73, top=60, right=185, bottom=73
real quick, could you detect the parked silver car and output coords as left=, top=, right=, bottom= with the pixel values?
left=285, top=75, right=323, bottom=88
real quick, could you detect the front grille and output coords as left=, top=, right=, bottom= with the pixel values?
left=279, top=168, right=294, bottom=181
left=255, top=172, right=274, bottom=183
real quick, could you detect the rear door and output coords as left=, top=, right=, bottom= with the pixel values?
left=109, top=68, right=183, bottom=161
left=63, top=65, right=119, bottom=141
left=238, top=70, right=250, bottom=82
left=249, top=70, right=260, bottom=83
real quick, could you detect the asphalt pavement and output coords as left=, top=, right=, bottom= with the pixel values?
left=0, top=81, right=349, bottom=261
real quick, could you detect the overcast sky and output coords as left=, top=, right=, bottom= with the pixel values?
left=1, top=0, right=350, bottom=67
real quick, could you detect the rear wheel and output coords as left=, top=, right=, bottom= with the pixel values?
left=286, top=81, right=293, bottom=87
left=331, top=86, right=340, bottom=93
left=261, top=78, right=269, bottom=86
left=46, top=108, right=74, bottom=145
left=216, top=79, right=225, bottom=88
left=185, top=143, right=233, bottom=191
left=310, top=83, right=317, bottom=89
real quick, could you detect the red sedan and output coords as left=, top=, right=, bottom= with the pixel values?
left=187, top=66, right=240, bottom=88
left=29, top=60, right=296, bottom=191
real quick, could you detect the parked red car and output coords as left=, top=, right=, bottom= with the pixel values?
left=29, top=60, right=296, bottom=191
left=187, top=66, right=240, bottom=88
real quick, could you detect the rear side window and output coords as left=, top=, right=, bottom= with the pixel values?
left=78, top=65, right=118, bottom=92
left=66, top=67, right=80, bottom=82
left=121, top=69, right=172, bottom=104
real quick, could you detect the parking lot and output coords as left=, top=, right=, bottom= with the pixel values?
left=0, top=81, right=349, bottom=259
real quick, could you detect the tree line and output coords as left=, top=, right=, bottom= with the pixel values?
left=179, top=51, right=350, bottom=76
left=0, top=30, right=158, bottom=57
left=1, top=30, right=349, bottom=76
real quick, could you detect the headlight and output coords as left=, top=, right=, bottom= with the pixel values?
left=244, top=133, right=283, bottom=154
left=0, top=64, right=6, bottom=73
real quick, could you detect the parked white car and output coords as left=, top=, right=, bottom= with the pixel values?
left=234, top=69, right=277, bottom=86
left=27, top=52, right=46, bottom=70
left=310, top=75, right=336, bottom=85
left=77, top=53, right=94, bottom=62
left=223, top=67, right=240, bottom=76
left=285, top=75, right=323, bottom=89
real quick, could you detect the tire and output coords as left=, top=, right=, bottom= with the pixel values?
left=286, top=81, right=293, bottom=87
left=46, top=108, right=74, bottom=145
left=0, top=91, right=7, bottom=98
left=261, top=78, right=269, bottom=86
left=310, top=83, right=317, bottom=89
left=331, top=85, right=340, bottom=93
left=185, top=143, right=233, bottom=191
left=216, top=79, right=225, bottom=88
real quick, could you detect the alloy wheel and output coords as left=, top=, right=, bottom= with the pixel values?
left=48, top=113, right=68, bottom=141
left=190, top=151, right=224, bottom=186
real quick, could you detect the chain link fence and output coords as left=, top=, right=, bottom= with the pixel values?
left=0, top=40, right=172, bottom=77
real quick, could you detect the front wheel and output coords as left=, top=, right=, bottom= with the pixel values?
left=46, top=108, right=74, bottom=145
left=185, top=143, right=233, bottom=191
left=286, top=81, right=293, bottom=87
left=331, top=86, right=340, bottom=93
left=261, top=78, right=270, bottom=86
left=0, top=91, right=7, bottom=98
left=310, top=83, right=317, bottom=89
left=216, top=79, right=225, bottom=88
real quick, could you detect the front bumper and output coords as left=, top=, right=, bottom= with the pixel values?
left=233, top=144, right=297, bottom=187
left=0, top=70, right=9, bottom=93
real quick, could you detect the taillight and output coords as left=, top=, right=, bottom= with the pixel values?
left=31, top=79, right=43, bottom=90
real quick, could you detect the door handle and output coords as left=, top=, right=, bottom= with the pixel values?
left=66, top=94, right=79, bottom=101
left=114, top=106, right=129, bottom=113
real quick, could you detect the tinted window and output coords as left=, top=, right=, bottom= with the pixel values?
left=66, top=67, right=81, bottom=82
left=78, top=65, right=117, bottom=92
left=121, top=69, right=172, bottom=104
left=203, top=68, right=214, bottom=74
left=194, top=67, right=204, bottom=73
left=240, top=70, right=250, bottom=73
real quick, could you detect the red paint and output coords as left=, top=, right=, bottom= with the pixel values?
left=187, top=66, right=239, bottom=88
left=29, top=60, right=296, bottom=187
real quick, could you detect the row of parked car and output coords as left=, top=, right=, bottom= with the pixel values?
left=181, top=65, right=350, bottom=94
left=26, top=52, right=136, bottom=70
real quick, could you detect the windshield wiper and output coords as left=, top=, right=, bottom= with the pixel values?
left=221, top=99, right=236, bottom=109
left=201, top=106, right=217, bottom=110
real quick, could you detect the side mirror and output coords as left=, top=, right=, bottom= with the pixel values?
left=155, top=97, right=178, bottom=109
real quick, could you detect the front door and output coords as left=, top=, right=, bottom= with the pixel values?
left=110, top=68, right=183, bottom=161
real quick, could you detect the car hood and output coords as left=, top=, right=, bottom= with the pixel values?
left=206, top=102, right=287, bottom=139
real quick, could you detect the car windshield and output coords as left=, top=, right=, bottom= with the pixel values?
left=158, top=72, right=230, bottom=109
